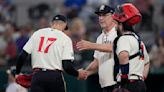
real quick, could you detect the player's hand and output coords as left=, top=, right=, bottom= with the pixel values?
left=15, top=74, right=19, bottom=79
left=77, top=69, right=88, bottom=80
left=76, top=40, right=94, bottom=51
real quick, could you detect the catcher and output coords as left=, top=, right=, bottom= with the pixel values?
left=112, top=3, right=150, bottom=92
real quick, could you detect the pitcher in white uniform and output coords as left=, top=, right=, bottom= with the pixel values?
left=15, top=15, right=87, bottom=92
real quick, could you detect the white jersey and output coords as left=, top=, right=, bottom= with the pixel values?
left=94, top=27, right=117, bottom=88
left=116, top=34, right=149, bottom=80
left=23, top=28, right=74, bottom=70
left=6, top=82, right=27, bottom=92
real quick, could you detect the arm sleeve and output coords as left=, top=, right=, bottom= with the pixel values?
left=116, top=36, right=131, bottom=55
left=62, top=60, right=78, bottom=77
left=16, top=50, right=29, bottom=74
left=62, top=38, right=74, bottom=60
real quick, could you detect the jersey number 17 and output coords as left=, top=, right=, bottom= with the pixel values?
left=38, top=37, right=57, bottom=53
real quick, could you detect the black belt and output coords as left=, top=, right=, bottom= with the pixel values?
left=33, top=68, right=62, bottom=73
left=128, top=74, right=144, bottom=83
left=129, top=74, right=143, bottom=80
left=128, top=79, right=143, bottom=83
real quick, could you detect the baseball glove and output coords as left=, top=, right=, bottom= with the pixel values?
left=16, top=74, right=33, bottom=88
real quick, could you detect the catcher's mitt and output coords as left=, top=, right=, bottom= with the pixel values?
left=16, top=74, right=33, bottom=88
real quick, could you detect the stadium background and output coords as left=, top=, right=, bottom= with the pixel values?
left=0, top=0, right=164, bottom=92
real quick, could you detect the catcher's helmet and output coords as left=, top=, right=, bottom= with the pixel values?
left=112, top=3, right=141, bottom=26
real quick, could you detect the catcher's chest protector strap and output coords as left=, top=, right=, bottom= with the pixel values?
left=113, top=33, right=144, bottom=81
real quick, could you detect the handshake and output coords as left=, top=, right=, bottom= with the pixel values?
left=77, top=69, right=91, bottom=80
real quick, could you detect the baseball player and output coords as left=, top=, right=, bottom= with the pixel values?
left=77, top=5, right=118, bottom=92
left=112, top=3, right=150, bottom=92
left=15, top=15, right=87, bottom=92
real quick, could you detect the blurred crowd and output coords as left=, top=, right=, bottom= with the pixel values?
left=0, top=0, right=164, bottom=73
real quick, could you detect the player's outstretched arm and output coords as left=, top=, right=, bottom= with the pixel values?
left=62, top=60, right=88, bottom=79
left=85, top=59, right=99, bottom=76
left=77, top=40, right=113, bottom=52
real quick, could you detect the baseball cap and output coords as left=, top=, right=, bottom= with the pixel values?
left=52, top=15, right=68, bottom=30
left=95, top=5, right=115, bottom=15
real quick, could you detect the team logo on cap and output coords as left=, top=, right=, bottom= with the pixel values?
left=100, top=5, right=105, bottom=10
left=55, top=17, right=59, bottom=19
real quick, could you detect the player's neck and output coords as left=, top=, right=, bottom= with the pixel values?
left=104, top=23, right=115, bottom=34
left=64, top=31, right=71, bottom=37
left=51, top=26, right=63, bottom=31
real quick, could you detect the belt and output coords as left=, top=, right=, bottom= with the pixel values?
left=129, top=74, right=143, bottom=81
left=33, top=68, right=62, bottom=72
left=128, top=79, right=143, bottom=83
